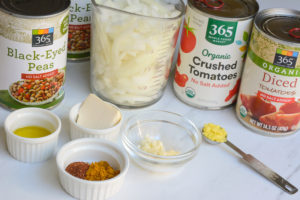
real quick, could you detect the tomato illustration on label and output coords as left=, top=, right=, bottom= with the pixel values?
left=225, top=78, right=240, bottom=102
left=251, top=96, right=276, bottom=119
left=260, top=112, right=300, bottom=130
left=174, top=69, right=188, bottom=87
left=240, top=94, right=300, bottom=131
left=279, top=101, right=300, bottom=114
left=240, top=94, right=256, bottom=112
left=258, top=101, right=300, bottom=130
left=240, top=94, right=276, bottom=119
left=181, top=17, right=196, bottom=53
left=177, top=52, right=181, bottom=66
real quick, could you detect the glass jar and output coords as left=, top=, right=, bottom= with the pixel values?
left=90, top=0, right=185, bottom=108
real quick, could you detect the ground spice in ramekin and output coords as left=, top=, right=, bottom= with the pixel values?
left=86, top=161, right=120, bottom=181
left=65, top=161, right=120, bottom=181
left=65, top=162, right=90, bottom=179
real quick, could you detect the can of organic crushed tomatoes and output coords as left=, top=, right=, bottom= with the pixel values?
left=236, top=8, right=300, bottom=136
left=173, top=0, right=258, bottom=109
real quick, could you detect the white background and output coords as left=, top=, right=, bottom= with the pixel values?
left=0, top=0, right=300, bottom=200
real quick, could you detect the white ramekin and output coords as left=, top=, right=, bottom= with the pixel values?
left=56, top=138, right=129, bottom=200
left=4, top=108, right=61, bottom=163
left=69, top=103, right=123, bottom=141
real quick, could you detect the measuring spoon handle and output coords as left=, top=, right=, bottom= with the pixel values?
left=243, top=154, right=298, bottom=194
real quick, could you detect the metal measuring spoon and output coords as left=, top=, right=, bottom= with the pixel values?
left=202, top=125, right=298, bottom=195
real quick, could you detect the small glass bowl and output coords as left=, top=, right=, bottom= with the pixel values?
left=122, top=110, right=201, bottom=173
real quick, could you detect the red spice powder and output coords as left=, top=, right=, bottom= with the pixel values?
left=65, top=162, right=90, bottom=179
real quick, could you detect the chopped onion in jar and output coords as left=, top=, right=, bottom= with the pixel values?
left=91, top=0, right=183, bottom=106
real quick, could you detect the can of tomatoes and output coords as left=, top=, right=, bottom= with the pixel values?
left=0, top=0, right=70, bottom=110
left=236, top=8, right=300, bottom=136
left=173, top=0, right=258, bottom=109
left=67, top=0, right=91, bottom=61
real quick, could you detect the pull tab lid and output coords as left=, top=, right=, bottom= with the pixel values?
left=200, top=0, right=224, bottom=9
left=190, top=0, right=258, bottom=18
left=262, top=16, right=300, bottom=43
left=289, top=28, right=300, bottom=39
left=0, top=0, right=70, bottom=17
left=256, top=8, right=300, bottom=43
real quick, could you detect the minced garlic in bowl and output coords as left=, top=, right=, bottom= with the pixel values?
left=138, top=135, right=179, bottom=156
left=202, top=123, right=227, bottom=143
left=122, top=110, right=201, bottom=173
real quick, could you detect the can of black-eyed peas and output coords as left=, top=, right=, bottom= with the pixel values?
left=67, top=0, right=91, bottom=61
left=236, top=8, right=300, bottom=136
left=0, top=0, right=70, bottom=110
left=173, top=0, right=258, bottom=109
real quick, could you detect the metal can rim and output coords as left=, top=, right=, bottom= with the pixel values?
left=187, top=0, right=259, bottom=21
left=254, top=8, right=300, bottom=46
left=0, top=0, right=70, bottom=19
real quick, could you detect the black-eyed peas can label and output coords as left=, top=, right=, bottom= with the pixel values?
left=173, top=1, right=256, bottom=109
left=67, top=0, right=91, bottom=60
left=0, top=5, right=69, bottom=110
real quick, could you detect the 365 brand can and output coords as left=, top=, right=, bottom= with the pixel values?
left=67, top=0, right=91, bottom=60
left=236, top=8, right=300, bottom=136
left=0, top=0, right=70, bottom=110
left=173, top=0, right=258, bottom=109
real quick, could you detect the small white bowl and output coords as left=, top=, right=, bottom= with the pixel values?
left=69, top=103, right=123, bottom=141
left=56, top=138, right=129, bottom=200
left=4, top=108, right=61, bottom=163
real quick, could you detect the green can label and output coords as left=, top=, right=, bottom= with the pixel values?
left=206, top=18, right=237, bottom=46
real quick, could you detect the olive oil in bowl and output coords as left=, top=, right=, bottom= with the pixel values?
left=14, top=126, right=52, bottom=138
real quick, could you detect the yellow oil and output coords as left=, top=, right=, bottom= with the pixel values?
left=13, top=126, right=52, bottom=138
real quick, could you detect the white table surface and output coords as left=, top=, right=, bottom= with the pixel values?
left=1, top=1, right=300, bottom=200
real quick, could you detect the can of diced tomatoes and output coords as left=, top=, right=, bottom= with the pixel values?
left=173, top=0, right=258, bottom=109
left=236, top=8, right=300, bottom=136
left=67, top=0, right=91, bottom=60
left=0, top=0, right=70, bottom=110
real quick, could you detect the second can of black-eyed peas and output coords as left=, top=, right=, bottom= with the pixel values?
left=236, top=8, right=300, bottom=136
left=67, top=0, right=91, bottom=60
left=173, top=0, right=258, bottom=109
